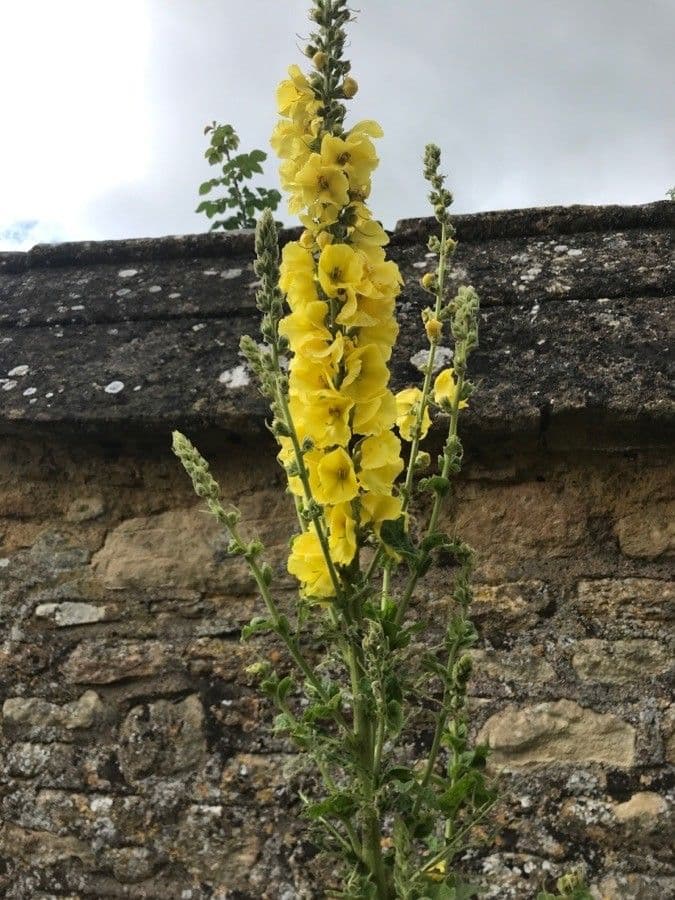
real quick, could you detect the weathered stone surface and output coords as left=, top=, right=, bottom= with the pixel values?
left=572, top=639, right=671, bottom=683
left=34, top=600, right=110, bottom=626
left=117, top=694, right=206, bottom=782
left=614, top=501, right=675, bottom=558
left=613, top=791, right=668, bottom=823
left=1, top=203, right=672, bottom=445
left=469, top=648, right=556, bottom=684
left=575, top=578, right=674, bottom=632
left=65, top=494, right=105, bottom=522
left=471, top=581, right=552, bottom=633
left=0, top=203, right=673, bottom=897
left=480, top=700, right=636, bottom=768
left=2, top=691, right=105, bottom=729
left=62, top=639, right=173, bottom=684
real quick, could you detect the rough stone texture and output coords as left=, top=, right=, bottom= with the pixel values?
left=480, top=700, right=637, bottom=768
left=0, top=204, right=673, bottom=898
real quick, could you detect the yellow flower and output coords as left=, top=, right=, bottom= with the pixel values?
left=289, top=353, right=337, bottom=397
left=357, top=317, right=399, bottom=362
left=352, top=390, right=397, bottom=436
left=433, top=368, right=468, bottom=410
left=309, top=447, right=359, bottom=505
left=278, top=301, right=331, bottom=353
left=320, top=132, right=379, bottom=189
left=425, top=317, right=442, bottom=342
left=395, top=387, right=431, bottom=442
left=328, top=503, right=357, bottom=565
left=423, top=859, right=446, bottom=883
left=291, top=388, right=353, bottom=448
left=342, top=343, right=390, bottom=403
left=277, top=437, right=303, bottom=496
left=361, top=492, right=402, bottom=535
left=276, top=64, right=318, bottom=121
left=351, top=216, right=389, bottom=249
left=287, top=529, right=334, bottom=599
left=291, top=154, right=350, bottom=213
left=270, top=119, right=312, bottom=161
left=279, top=242, right=319, bottom=308
left=358, top=432, right=403, bottom=494
left=317, top=243, right=365, bottom=301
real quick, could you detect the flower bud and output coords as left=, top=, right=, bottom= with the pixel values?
left=342, top=76, right=358, bottom=98
left=299, top=230, right=314, bottom=249
left=316, top=231, right=333, bottom=249
left=421, top=272, right=435, bottom=291
left=312, top=51, right=328, bottom=70
left=425, top=317, right=442, bottom=342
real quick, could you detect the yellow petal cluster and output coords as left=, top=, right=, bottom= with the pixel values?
left=272, top=60, right=406, bottom=599
left=433, top=368, right=469, bottom=410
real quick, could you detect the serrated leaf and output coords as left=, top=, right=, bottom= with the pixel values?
left=306, top=792, right=357, bottom=821
left=379, top=516, right=418, bottom=563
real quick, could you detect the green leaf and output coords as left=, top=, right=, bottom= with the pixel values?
left=306, top=792, right=358, bottom=821
left=277, top=675, right=293, bottom=702
left=241, top=616, right=274, bottom=640
left=379, top=516, right=418, bottom=563
left=382, top=766, right=415, bottom=784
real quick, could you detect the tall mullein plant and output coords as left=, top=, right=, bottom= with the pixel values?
left=174, top=2, right=490, bottom=897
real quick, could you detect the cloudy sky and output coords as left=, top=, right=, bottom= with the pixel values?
left=1, top=0, right=673, bottom=250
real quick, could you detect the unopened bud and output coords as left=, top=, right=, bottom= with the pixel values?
left=299, top=230, right=314, bottom=249
left=312, top=51, right=328, bottom=70
left=421, top=272, right=435, bottom=291
left=342, top=76, right=358, bottom=98
left=316, top=231, right=333, bottom=249
left=425, top=317, right=442, bottom=342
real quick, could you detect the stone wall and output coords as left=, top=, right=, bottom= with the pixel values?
left=0, top=429, right=672, bottom=898
left=0, top=202, right=673, bottom=898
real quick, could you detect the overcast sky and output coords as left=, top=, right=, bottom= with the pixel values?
left=1, top=0, right=673, bottom=250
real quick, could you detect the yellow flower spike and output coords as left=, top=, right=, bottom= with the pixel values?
left=317, top=243, right=365, bottom=300
left=310, top=448, right=359, bottom=505
left=327, top=503, right=357, bottom=565
left=287, top=528, right=334, bottom=599
left=291, top=154, right=350, bottom=212
left=395, top=387, right=432, bottom=442
left=433, top=368, right=468, bottom=410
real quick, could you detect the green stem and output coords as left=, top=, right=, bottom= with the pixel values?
left=411, top=636, right=461, bottom=819
left=224, top=146, right=249, bottom=227
left=394, top=385, right=462, bottom=628
left=401, top=221, right=448, bottom=513
left=230, top=524, right=349, bottom=732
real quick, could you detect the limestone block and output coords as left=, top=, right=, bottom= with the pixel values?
left=91, top=507, right=249, bottom=593
left=452, top=481, right=586, bottom=559
left=471, top=580, right=551, bottom=632
left=662, top=705, right=675, bottom=765
left=65, top=494, right=105, bottom=523
left=470, top=648, right=556, bottom=683
left=572, top=639, right=671, bottom=683
left=0, top=823, right=93, bottom=868
left=34, top=601, right=111, bottom=627
left=62, top=639, right=173, bottom=684
left=576, top=578, right=674, bottom=628
left=613, top=791, right=668, bottom=823
left=479, top=699, right=636, bottom=768
left=614, top=501, right=674, bottom=558
left=117, top=694, right=206, bottom=781
left=2, top=690, right=105, bottom=729
left=103, top=846, right=156, bottom=883
left=29, top=530, right=91, bottom=571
